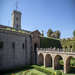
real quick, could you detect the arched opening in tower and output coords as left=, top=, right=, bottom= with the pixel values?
left=54, top=55, right=64, bottom=70
left=38, top=53, right=44, bottom=65
left=45, top=54, right=52, bottom=67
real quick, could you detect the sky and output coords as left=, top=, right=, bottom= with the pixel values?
left=0, top=0, right=75, bottom=38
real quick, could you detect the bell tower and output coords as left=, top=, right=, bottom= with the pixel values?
left=12, top=10, right=21, bottom=30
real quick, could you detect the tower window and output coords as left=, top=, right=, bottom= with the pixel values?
left=12, top=42, right=15, bottom=49
left=0, top=41, right=3, bottom=49
left=17, top=24, right=18, bottom=28
left=16, top=17, right=18, bottom=21
left=25, top=38, right=27, bottom=50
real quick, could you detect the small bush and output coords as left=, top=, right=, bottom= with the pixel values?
left=11, top=73, right=15, bottom=75
left=56, top=71, right=62, bottom=75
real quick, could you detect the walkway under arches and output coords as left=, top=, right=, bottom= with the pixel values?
left=54, top=55, right=64, bottom=70
left=45, top=54, right=52, bottom=67
left=38, top=53, right=44, bottom=65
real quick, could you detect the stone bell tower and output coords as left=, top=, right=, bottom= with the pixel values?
left=12, top=10, right=21, bottom=30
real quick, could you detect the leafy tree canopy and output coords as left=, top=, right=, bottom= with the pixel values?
left=47, top=29, right=53, bottom=37
left=41, top=30, right=44, bottom=37
left=47, top=29, right=61, bottom=39
left=73, top=30, right=75, bottom=37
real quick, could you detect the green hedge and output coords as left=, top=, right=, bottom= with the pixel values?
left=56, top=71, right=62, bottom=75
left=32, top=65, right=63, bottom=75
left=59, top=58, right=75, bottom=66
left=32, top=65, right=54, bottom=75
left=61, top=39, right=75, bottom=52
left=40, top=36, right=62, bottom=48
left=40, top=36, right=75, bottom=51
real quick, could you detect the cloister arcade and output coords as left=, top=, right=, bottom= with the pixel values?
left=37, top=49, right=75, bottom=73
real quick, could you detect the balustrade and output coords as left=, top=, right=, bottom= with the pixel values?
left=37, top=48, right=75, bottom=53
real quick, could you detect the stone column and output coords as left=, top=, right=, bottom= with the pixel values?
left=44, top=54, right=46, bottom=67
left=64, top=57, right=66, bottom=73
left=64, top=62, right=67, bottom=73
left=52, top=56, right=55, bottom=69
left=37, top=53, right=39, bottom=65
left=64, top=57, right=70, bottom=73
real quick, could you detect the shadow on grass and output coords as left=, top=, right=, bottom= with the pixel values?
left=0, top=65, right=33, bottom=75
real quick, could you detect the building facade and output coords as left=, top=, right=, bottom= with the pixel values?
left=0, top=10, right=40, bottom=70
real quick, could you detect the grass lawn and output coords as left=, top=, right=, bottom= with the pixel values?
left=44, top=67, right=75, bottom=75
left=35, top=66, right=75, bottom=75
left=5, top=69, right=46, bottom=75
left=25, top=69, right=46, bottom=75
left=3, top=65, right=75, bottom=75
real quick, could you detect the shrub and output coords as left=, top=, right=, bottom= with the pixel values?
left=31, top=73, right=38, bottom=75
left=24, top=70, right=30, bottom=75
left=59, top=60, right=64, bottom=65
left=32, top=65, right=53, bottom=75
left=12, top=29, right=16, bottom=31
left=56, top=71, right=62, bottom=75
left=40, top=36, right=62, bottom=48
left=6, top=28, right=11, bottom=30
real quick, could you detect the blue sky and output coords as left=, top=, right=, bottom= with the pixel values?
left=0, top=0, right=75, bottom=38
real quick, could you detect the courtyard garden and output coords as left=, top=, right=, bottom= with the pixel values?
left=3, top=65, right=75, bottom=75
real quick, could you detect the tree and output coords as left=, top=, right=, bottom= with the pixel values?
left=47, top=29, right=53, bottom=37
left=51, top=32, right=57, bottom=38
left=47, top=29, right=61, bottom=39
left=41, top=30, right=44, bottom=36
left=73, top=30, right=75, bottom=37
left=54, top=30, right=61, bottom=38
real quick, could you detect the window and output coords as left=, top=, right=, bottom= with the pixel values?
left=16, top=17, right=18, bottom=21
left=65, top=46, right=67, bottom=49
left=22, top=43, right=24, bottom=49
left=0, top=41, right=3, bottom=49
left=25, top=38, right=27, bottom=49
left=12, top=42, right=15, bottom=49
left=70, top=45, right=72, bottom=49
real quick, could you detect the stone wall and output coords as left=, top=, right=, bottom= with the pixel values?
left=31, top=30, right=40, bottom=64
left=0, top=30, right=32, bottom=70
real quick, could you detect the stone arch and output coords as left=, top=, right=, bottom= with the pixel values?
left=54, top=55, right=64, bottom=70
left=65, top=56, right=73, bottom=73
left=45, top=54, right=52, bottom=67
left=38, top=53, right=44, bottom=65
